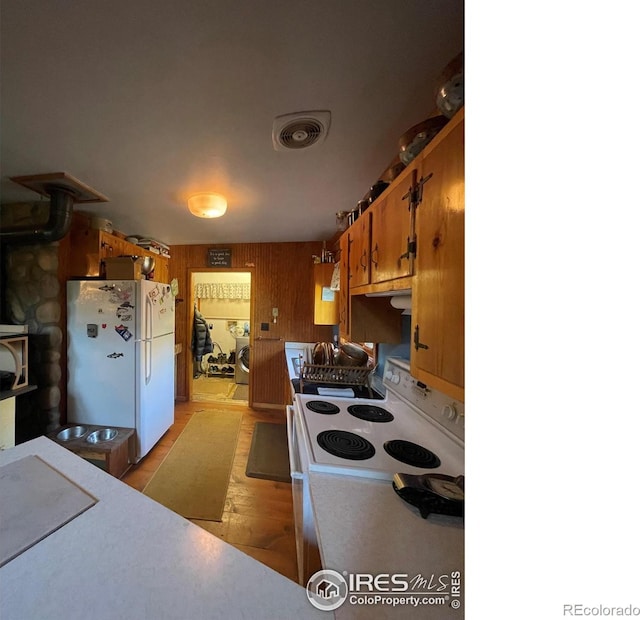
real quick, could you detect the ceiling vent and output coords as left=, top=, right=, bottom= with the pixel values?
left=272, top=110, right=331, bottom=152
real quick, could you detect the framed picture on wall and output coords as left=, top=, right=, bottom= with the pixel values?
left=207, top=248, right=232, bottom=267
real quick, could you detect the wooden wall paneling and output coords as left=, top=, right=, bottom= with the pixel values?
left=251, top=338, right=288, bottom=409
left=170, top=241, right=334, bottom=405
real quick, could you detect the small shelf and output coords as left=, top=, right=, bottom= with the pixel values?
left=206, top=363, right=235, bottom=378
left=0, top=335, right=28, bottom=390
left=0, top=384, right=37, bottom=402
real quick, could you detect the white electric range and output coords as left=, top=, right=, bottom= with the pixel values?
left=293, top=357, right=464, bottom=480
left=286, top=356, right=465, bottom=588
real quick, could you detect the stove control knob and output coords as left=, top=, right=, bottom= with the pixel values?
left=391, top=374, right=400, bottom=385
left=384, top=370, right=394, bottom=380
left=442, top=404, right=457, bottom=421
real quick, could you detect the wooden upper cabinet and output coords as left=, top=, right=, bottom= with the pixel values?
left=313, top=262, right=339, bottom=325
left=348, top=212, right=371, bottom=288
left=345, top=160, right=420, bottom=295
left=108, top=235, right=129, bottom=261
left=68, top=214, right=170, bottom=283
left=411, top=110, right=464, bottom=401
left=369, top=173, right=414, bottom=284
left=338, top=234, right=350, bottom=339
left=150, top=254, right=170, bottom=283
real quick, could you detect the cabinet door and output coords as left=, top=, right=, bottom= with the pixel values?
left=103, top=233, right=130, bottom=260
left=338, top=234, right=350, bottom=339
left=370, top=172, right=414, bottom=283
left=348, top=211, right=371, bottom=288
left=412, top=114, right=464, bottom=398
left=151, top=256, right=170, bottom=283
left=313, top=263, right=338, bottom=325
left=69, top=227, right=101, bottom=276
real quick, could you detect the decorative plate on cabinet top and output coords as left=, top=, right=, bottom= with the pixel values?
left=435, top=51, right=464, bottom=119
left=398, top=115, right=449, bottom=166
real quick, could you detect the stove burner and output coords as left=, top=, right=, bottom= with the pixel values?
left=384, top=440, right=441, bottom=469
left=306, top=400, right=340, bottom=415
left=347, top=405, right=394, bottom=423
left=317, top=430, right=375, bottom=461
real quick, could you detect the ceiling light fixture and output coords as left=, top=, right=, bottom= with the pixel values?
left=187, top=193, right=227, bottom=218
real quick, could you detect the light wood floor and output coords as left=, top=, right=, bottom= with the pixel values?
left=121, top=401, right=298, bottom=583
left=192, top=375, right=248, bottom=404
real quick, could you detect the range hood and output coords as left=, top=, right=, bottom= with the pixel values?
left=1, top=172, right=108, bottom=244
left=365, top=288, right=412, bottom=315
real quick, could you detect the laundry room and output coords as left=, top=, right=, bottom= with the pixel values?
left=192, top=271, right=251, bottom=403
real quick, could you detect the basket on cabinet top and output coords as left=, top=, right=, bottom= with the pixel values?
left=299, top=362, right=375, bottom=398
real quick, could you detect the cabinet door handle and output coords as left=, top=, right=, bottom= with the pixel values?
left=399, top=236, right=417, bottom=262
left=402, top=169, right=418, bottom=208
left=415, top=172, right=433, bottom=207
left=360, top=251, right=367, bottom=271
left=413, top=325, right=429, bottom=351
left=402, top=171, right=433, bottom=208
left=371, top=243, right=379, bottom=268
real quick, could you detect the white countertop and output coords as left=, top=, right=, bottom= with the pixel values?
left=308, top=472, right=464, bottom=619
left=0, top=437, right=325, bottom=620
left=284, top=345, right=463, bottom=616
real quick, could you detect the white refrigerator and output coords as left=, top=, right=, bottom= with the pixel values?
left=67, top=280, right=175, bottom=462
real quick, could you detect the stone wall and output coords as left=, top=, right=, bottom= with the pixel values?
left=3, top=242, right=63, bottom=438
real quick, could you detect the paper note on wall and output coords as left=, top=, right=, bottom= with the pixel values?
left=321, top=287, right=335, bottom=302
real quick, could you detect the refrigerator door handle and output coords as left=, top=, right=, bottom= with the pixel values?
left=145, top=338, right=152, bottom=385
left=145, top=294, right=153, bottom=341
left=144, top=293, right=153, bottom=385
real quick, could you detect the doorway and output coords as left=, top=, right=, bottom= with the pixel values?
left=189, top=270, right=253, bottom=405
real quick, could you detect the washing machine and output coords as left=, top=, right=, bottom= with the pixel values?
left=235, top=337, right=250, bottom=384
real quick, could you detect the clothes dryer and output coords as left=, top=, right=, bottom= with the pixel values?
left=235, top=337, right=249, bottom=384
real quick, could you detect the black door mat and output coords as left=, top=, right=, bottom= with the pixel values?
left=245, top=422, right=290, bottom=483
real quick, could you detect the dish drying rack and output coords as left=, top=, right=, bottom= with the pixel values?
left=299, top=362, right=375, bottom=397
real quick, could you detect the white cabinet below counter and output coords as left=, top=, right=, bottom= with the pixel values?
left=0, top=437, right=324, bottom=620
left=308, top=472, right=464, bottom=619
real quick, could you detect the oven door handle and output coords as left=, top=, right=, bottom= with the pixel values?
left=286, top=405, right=303, bottom=479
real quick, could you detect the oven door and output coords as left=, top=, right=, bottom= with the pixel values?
left=286, top=405, right=305, bottom=585
left=286, top=405, right=322, bottom=585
